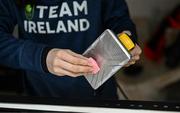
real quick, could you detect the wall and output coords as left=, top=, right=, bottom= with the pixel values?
left=125, top=0, right=180, bottom=42
left=126, top=0, right=180, bottom=18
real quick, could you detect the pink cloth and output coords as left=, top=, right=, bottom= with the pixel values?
left=88, top=57, right=100, bottom=74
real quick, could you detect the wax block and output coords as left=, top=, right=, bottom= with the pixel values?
left=88, top=57, right=100, bottom=74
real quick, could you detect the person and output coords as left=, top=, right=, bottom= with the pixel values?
left=0, top=0, right=142, bottom=100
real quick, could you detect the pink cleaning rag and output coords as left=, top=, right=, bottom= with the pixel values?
left=88, top=57, right=100, bottom=74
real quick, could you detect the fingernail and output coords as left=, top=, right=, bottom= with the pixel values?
left=91, top=69, right=94, bottom=72
left=88, top=62, right=93, bottom=66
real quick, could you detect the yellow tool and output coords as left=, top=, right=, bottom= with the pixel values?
left=118, top=33, right=135, bottom=51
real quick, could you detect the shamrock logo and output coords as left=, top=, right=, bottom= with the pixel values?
left=25, top=4, right=35, bottom=20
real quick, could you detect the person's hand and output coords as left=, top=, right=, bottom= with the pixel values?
left=46, top=49, right=94, bottom=77
left=124, top=44, right=142, bottom=67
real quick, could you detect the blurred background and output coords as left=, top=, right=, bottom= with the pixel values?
left=0, top=0, right=179, bottom=102
left=116, top=0, right=180, bottom=102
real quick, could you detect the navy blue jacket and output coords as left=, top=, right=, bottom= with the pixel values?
left=0, top=0, right=137, bottom=100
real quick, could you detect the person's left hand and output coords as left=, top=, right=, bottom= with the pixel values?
left=124, top=44, right=142, bottom=67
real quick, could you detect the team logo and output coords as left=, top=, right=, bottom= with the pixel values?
left=25, top=4, right=35, bottom=20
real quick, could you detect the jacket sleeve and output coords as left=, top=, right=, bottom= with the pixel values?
left=0, top=0, right=47, bottom=74
left=102, top=0, right=138, bottom=43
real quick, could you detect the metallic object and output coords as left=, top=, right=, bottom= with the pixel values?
left=83, top=29, right=133, bottom=89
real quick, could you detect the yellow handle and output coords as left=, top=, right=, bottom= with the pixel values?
left=118, top=33, right=135, bottom=51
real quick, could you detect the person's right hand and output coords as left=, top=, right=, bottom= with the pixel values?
left=46, top=49, right=94, bottom=77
